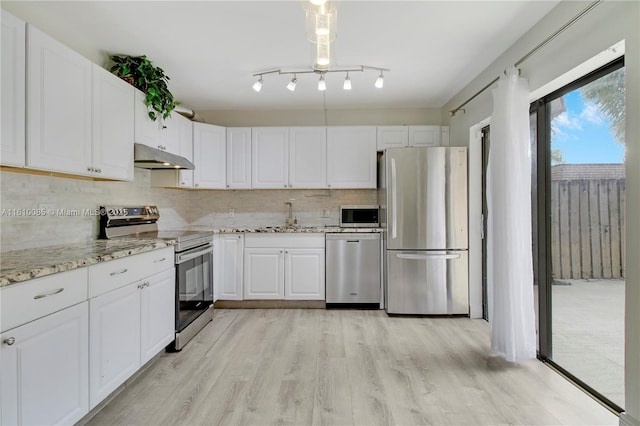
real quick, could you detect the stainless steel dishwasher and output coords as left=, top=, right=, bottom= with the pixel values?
left=325, top=233, right=381, bottom=306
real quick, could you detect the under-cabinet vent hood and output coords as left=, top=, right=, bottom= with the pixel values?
left=134, top=143, right=195, bottom=170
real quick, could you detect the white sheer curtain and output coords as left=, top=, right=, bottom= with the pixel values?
left=487, top=67, right=537, bottom=362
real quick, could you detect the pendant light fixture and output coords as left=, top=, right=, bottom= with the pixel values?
left=251, top=1, right=388, bottom=93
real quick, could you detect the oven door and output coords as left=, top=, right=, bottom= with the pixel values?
left=175, top=243, right=213, bottom=331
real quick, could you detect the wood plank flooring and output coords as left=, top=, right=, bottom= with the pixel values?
left=85, top=309, right=617, bottom=426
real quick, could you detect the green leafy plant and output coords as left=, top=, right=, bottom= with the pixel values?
left=110, top=54, right=179, bottom=122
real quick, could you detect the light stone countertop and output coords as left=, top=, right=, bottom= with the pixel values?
left=0, top=226, right=381, bottom=288
left=0, top=238, right=176, bottom=287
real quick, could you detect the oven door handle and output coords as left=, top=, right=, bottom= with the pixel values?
left=175, top=245, right=213, bottom=264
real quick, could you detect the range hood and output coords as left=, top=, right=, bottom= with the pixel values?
left=134, top=143, right=195, bottom=170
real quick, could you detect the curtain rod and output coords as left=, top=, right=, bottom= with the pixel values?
left=448, top=0, right=603, bottom=117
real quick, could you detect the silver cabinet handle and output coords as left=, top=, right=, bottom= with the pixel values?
left=33, top=288, right=64, bottom=299
left=154, top=257, right=166, bottom=263
left=110, top=268, right=128, bottom=276
left=3, top=337, right=16, bottom=345
left=96, top=168, right=101, bottom=173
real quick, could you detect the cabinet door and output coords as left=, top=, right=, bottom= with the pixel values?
left=244, top=248, right=284, bottom=299
left=159, top=115, right=180, bottom=156
left=134, top=89, right=163, bottom=148
left=1, top=11, right=25, bottom=167
left=376, top=126, right=408, bottom=151
left=89, top=282, right=141, bottom=409
left=140, top=268, right=175, bottom=365
left=215, top=234, right=244, bottom=301
left=440, top=126, right=450, bottom=147
left=1, top=302, right=89, bottom=426
left=252, top=127, right=289, bottom=189
left=289, top=127, right=326, bottom=188
left=91, top=64, right=134, bottom=181
left=192, top=122, right=226, bottom=189
left=26, top=24, right=92, bottom=175
left=409, top=125, right=441, bottom=147
left=177, top=114, right=194, bottom=188
left=285, top=248, right=325, bottom=300
left=226, top=127, right=252, bottom=189
left=326, top=126, right=377, bottom=189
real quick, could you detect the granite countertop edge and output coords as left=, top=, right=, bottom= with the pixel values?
left=0, top=239, right=177, bottom=288
left=1, top=227, right=382, bottom=287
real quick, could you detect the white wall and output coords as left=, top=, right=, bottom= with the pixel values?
left=442, top=1, right=639, bottom=422
left=198, top=107, right=441, bottom=127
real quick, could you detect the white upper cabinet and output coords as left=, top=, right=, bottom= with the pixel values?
left=1, top=11, right=26, bottom=167
left=326, top=126, right=377, bottom=189
left=134, top=89, right=163, bottom=149
left=408, top=125, right=441, bottom=147
left=252, top=127, right=289, bottom=189
left=176, top=114, right=194, bottom=188
left=158, top=113, right=180, bottom=155
left=193, top=122, right=226, bottom=189
left=440, top=126, right=450, bottom=147
left=26, top=24, right=92, bottom=175
left=289, top=127, right=327, bottom=188
left=226, top=127, right=252, bottom=189
left=91, top=64, right=134, bottom=181
left=377, top=126, right=408, bottom=151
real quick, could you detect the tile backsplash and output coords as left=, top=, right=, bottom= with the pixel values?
left=0, top=169, right=377, bottom=251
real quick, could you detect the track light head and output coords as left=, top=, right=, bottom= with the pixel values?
left=318, top=74, right=326, bottom=91
left=252, top=76, right=263, bottom=92
left=343, top=72, right=351, bottom=90
left=374, top=71, right=384, bottom=88
left=287, top=75, right=297, bottom=91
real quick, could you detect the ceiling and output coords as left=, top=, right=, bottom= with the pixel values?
left=5, top=1, right=561, bottom=111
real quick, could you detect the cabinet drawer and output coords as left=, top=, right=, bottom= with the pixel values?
left=244, top=233, right=325, bottom=249
left=88, top=247, right=174, bottom=298
left=1, top=268, right=88, bottom=332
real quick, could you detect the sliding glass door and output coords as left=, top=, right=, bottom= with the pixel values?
left=533, top=58, right=625, bottom=411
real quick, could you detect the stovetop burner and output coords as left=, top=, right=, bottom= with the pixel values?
left=99, top=205, right=212, bottom=252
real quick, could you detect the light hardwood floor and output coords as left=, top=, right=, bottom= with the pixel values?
left=86, top=309, right=617, bottom=426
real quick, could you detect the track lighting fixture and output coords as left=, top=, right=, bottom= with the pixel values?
left=252, top=76, right=263, bottom=92
left=343, top=72, right=351, bottom=90
left=251, top=66, right=388, bottom=93
left=318, top=74, right=326, bottom=91
left=375, top=71, right=384, bottom=88
left=287, top=75, right=297, bottom=91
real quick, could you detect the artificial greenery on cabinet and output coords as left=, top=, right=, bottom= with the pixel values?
left=110, top=54, right=179, bottom=123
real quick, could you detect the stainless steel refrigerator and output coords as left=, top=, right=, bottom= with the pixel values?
left=379, top=147, right=468, bottom=315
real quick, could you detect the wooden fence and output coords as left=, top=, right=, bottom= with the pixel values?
left=551, top=178, right=626, bottom=280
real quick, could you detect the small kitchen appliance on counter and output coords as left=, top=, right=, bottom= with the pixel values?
left=99, top=205, right=214, bottom=350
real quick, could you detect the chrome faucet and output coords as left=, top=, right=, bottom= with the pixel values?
left=284, top=201, right=297, bottom=227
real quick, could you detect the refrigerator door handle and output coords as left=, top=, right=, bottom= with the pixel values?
left=396, top=253, right=462, bottom=260
left=391, top=158, right=397, bottom=240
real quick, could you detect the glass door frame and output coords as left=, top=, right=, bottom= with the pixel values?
left=531, top=56, right=625, bottom=413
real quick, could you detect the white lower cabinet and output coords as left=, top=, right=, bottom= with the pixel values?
left=89, top=282, right=140, bottom=408
left=88, top=249, right=175, bottom=409
left=1, top=302, right=89, bottom=426
left=243, top=234, right=325, bottom=300
left=244, top=248, right=285, bottom=299
left=214, top=234, right=244, bottom=301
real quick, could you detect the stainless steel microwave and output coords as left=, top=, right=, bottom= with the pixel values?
left=339, top=205, right=380, bottom=228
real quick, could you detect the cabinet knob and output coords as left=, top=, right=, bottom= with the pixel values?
left=181, top=182, right=186, bottom=185
left=226, top=185, right=230, bottom=188
left=280, top=250, right=283, bottom=254
left=3, top=337, right=15, bottom=346
left=284, top=185, right=287, bottom=188
left=195, top=184, right=199, bottom=187
left=87, top=166, right=93, bottom=172
left=96, top=168, right=101, bottom=173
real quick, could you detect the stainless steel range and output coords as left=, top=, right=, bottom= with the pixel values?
left=99, top=205, right=214, bottom=351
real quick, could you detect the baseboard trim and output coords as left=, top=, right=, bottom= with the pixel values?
left=620, top=413, right=640, bottom=426
left=214, top=300, right=326, bottom=309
